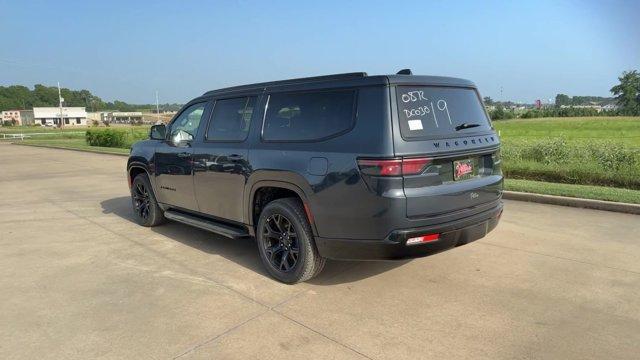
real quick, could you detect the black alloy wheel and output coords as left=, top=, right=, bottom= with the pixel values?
left=256, top=198, right=325, bottom=284
left=130, top=173, right=165, bottom=227
left=262, top=213, right=299, bottom=272
left=132, top=181, right=151, bottom=220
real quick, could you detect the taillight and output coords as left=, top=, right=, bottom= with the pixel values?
left=357, top=159, right=402, bottom=176
left=357, top=157, right=431, bottom=177
left=402, top=158, right=431, bottom=175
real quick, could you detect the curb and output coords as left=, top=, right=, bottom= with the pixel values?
left=503, top=191, right=640, bottom=215
left=11, top=142, right=129, bottom=157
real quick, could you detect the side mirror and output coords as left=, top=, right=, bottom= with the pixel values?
left=149, top=124, right=166, bottom=140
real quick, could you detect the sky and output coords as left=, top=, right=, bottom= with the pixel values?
left=1, top=0, right=639, bottom=104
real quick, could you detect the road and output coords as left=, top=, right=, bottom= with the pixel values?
left=1, top=143, right=639, bottom=359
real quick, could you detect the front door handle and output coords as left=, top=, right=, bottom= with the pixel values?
left=227, top=154, right=243, bottom=162
left=177, top=152, right=191, bottom=158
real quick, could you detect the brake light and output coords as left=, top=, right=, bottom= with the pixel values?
left=357, top=159, right=402, bottom=176
left=357, top=157, right=431, bottom=176
left=406, top=233, right=440, bottom=245
left=402, top=158, right=431, bottom=175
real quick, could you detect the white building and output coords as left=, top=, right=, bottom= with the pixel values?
left=101, top=111, right=143, bottom=124
left=33, top=107, right=87, bottom=127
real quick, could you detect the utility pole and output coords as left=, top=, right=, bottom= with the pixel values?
left=58, top=82, right=64, bottom=129
left=155, top=90, right=160, bottom=123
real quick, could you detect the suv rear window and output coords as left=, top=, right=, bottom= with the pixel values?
left=263, top=90, right=355, bottom=141
left=396, top=86, right=491, bottom=139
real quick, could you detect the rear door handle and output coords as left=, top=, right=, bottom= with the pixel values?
left=177, top=152, right=191, bottom=158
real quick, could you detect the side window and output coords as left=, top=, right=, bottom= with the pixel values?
left=206, top=97, right=256, bottom=141
left=169, top=103, right=206, bottom=143
left=262, top=90, right=355, bottom=142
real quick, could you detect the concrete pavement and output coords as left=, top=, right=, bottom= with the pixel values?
left=1, top=143, right=639, bottom=359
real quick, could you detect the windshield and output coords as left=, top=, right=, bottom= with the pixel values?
left=396, top=86, right=491, bottom=139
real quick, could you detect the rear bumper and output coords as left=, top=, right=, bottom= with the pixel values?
left=315, top=201, right=503, bottom=260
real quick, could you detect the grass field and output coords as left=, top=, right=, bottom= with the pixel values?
left=0, top=125, right=149, bottom=134
left=493, top=116, right=640, bottom=147
left=505, top=179, right=640, bottom=204
left=0, top=126, right=90, bottom=134
left=17, top=139, right=129, bottom=155
left=494, top=116, right=640, bottom=190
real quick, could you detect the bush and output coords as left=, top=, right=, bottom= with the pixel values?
left=85, top=127, right=149, bottom=148
left=585, top=142, right=637, bottom=170
left=520, top=137, right=569, bottom=164
left=489, top=107, right=516, bottom=120
left=518, top=107, right=613, bottom=119
left=86, top=129, right=127, bottom=148
left=501, top=138, right=640, bottom=189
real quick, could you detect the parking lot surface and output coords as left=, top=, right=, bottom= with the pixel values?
left=1, top=143, right=639, bottom=359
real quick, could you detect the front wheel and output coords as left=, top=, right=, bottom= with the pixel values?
left=256, top=198, right=325, bottom=284
left=130, top=173, right=165, bottom=227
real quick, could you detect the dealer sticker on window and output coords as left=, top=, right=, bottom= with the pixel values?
left=407, top=119, right=423, bottom=131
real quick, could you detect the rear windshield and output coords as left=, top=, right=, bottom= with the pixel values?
left=396, top=86, right=491, bottom=139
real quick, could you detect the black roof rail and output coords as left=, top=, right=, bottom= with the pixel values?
left=203, top=72, right=368, bottom=96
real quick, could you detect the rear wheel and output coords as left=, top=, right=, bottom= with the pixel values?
left=131, top=173, right=165, bottom=227
left=256, top=198, right=325, bottom=284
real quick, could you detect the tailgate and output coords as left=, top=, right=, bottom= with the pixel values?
left=403, top=151, right=502, bottom=218
left=391, top=84, right=503, bottom=218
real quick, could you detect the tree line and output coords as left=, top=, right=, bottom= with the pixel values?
left=0, top=84, right=183, bottom=112
left=487, top=70, right=640, bottom=119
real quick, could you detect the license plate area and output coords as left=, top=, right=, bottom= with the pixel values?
left=453, top=158, right=477, bottom=181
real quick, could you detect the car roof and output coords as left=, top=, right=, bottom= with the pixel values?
left=202, top=72, right=476, bottom=97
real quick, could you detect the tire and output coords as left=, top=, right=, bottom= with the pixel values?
left=130, top=173, right=165, bottom=227
left=256, top=198, right=325, bottom=284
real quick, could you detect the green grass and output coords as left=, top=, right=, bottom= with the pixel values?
left=505, top=179, right=640, bottom=204
left=0, top=126, right=89, bottom=134
left=0, top=125, right=150, bottom=134
left=493, top=117, right=640, bottom=190
left=494, top=116, right=640, bottom=147
left=17, top=139, right=129, bottom=155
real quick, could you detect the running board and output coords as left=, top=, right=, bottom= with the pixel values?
left=164, top=210, right=249, bottom=239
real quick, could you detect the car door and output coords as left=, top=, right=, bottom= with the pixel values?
left=192, top=96, right=259, bottom=222
left=154, top=101, right=209, bottom=211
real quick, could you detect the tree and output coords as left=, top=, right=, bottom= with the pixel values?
left=555, top=94, right=571, bottom=106
left=610, top=70, right=640, bottom=115
left=483, top=96, right=494, bottom=105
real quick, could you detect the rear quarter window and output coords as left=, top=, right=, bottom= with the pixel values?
left=262, top=90, right=356, bottom=142
left=396, top=86, right=491, bottom=139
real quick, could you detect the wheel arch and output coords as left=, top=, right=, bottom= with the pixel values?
left=127, top=160, right=155, bottom=192
left=247, top=180, right=317, bottom=236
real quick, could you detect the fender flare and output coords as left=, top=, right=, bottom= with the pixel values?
left=246, top=180, right=317, bottom=236
left=127, top=160, right=157, bottom=193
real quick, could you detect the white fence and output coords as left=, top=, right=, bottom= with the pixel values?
left=0, top=132, right=85, bottom=141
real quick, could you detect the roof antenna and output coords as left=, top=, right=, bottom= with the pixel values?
left=397, top=69, right=412, bottom=75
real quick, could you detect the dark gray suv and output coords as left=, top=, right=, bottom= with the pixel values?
left=127, top=70, right=503, bottom=283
